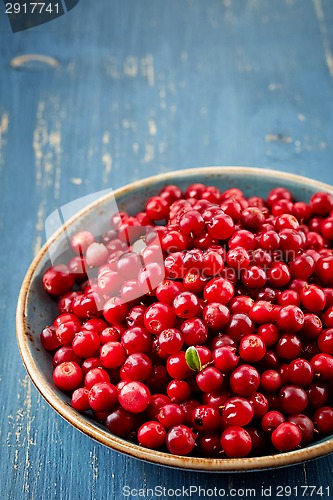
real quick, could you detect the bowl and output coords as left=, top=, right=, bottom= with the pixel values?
left=16, top=166, right=333, bottom=471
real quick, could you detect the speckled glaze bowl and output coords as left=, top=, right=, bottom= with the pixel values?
left=16, top=167, right=333, bottom=471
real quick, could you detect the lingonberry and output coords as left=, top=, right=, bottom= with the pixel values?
left=260, top=370, right=282, bottom=393
left=52, top=346, right=82, bottom=367
left=310, top=192, right=333, bottom=216
left=167, top=380, right=191, bottom=403
left=212, top=346, right=239, bottom=373
left=276, top=333, right=302, bottom=360
left=202, top=303, right=230, bottom=331
left=191, top=405, right=220, bottom=433
left=100, top=341, right=127, bottom=369
left=43, top=265, right=74, bottom=296
left=203, top=277, right=234, bottom=304
left=144, top=303, right=176, bottom=334
left=222, top=397, right=254, bottom=427
left=120, top=353, right=153, bottom=382
left=279, top=385, right=308, bottom=414
left=271, top=422, right=302, bottom=452
left=313, top=406, right=333, bottom=434
left=157, top=403, right=185, bottom=428
left=226, top=313, right=255, bottom=342
left=277, top=305, right=304, bottom=332
left=228, top=229, right=255, bottom=251
left=118, top=381, right=151, bottom=413
left=106, top=407, right=137, bottom=438
left=138, top=421, right=167, bottom=449
left=40, top=326, right=61, bottom=351
left=306, top=382, right=329, bottom=409
left=121, top=327, right=152, bottom=355
left=239, top=334, right=266, bottom=362
left=84, top=367, right=110, bottom=389
left=181, top=317, right=208, bottom=346
left=300, top=284, right=326, bottom=312
left=310, top=353, right=333, bottom=381
left=166, top=352, right=192, bottom=380
left=88, top=382, right=117, bottom=412
left=257, top=323, right=279, bottom=347
left=261, top=411, right=285, bottom=433
left=173, top=291, right=201, bottom=319
left=71, top=387, right=90, bottom=412
left=72, top=330, right=100, bottom=358
left=53, top=361, right=83, bottom=392
left=197, top=434, right=222, bottom=457
left=229, top=365, right=260, bottom=397
left=220, top=426, right=252, bottom=458
left=318, top=328, right=333, bottom=355
left=196, top=367, right=223, bottom=393
left=242, top=266, right=267, bottom=289
left=166, top=425, right=196, bottom=455
left=287, top=414, right=314, bottom=445
left=287, top=358, right=314, bottom=386
left=277, top=290, right=300, bottom=307
left=248, top=392, right=269, bottom=419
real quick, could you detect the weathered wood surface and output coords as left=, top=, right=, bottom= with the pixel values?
left=1, top=0, right=333, bottom=498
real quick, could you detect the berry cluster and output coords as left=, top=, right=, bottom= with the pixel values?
left=40, top=182, right=333, bottom=458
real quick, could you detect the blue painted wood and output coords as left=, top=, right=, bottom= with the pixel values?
left=1, top=0, right=333, bottom=498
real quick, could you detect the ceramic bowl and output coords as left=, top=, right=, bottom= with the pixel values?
left=16, top=167, right=333, bottom=471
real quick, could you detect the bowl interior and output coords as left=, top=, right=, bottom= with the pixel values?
left=17, top=167, right=333, bottom=471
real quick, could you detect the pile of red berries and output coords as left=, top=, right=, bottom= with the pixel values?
left=40, top=182, right=333, bottom=458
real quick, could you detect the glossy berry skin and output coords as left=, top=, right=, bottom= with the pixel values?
left=260, top=370, right=282, bottom=393
left=300, top=285, right=326, bottom=312
left=191, top=405, right=220, bottom=433
left=100, top=342, right=127, bottom=369
left=239, top=335, right=266, bottom=362
left=287, top=358, right=314, bottom=386
left=53, top=361, right=83, bottom=392
left=276, top=334, right=302, bottom=360
left=88, top=382, right=118, bottom=412
left=173, top=292, right=201, bottom=319
left=229, top=365, right=260, bottom=397
left=120, top=353, right=153, bottom=382
left=167, top=380, right=191, bottom=403
left=261, top=411, right=285, bottom=433
left=158, top=328, right=183, bottom=355
left=212, top=346, right=239, bottom=372
left=242, top=266, right=267, bottom=289
left=287, top=414, right=314, bottom=445
left=222, top=397, right=254, bottom=427
left=277, top=306, right=304, bottom=333
left=203, top=278, right=234, bottom=304
left=207, top=213, right=235, bottom=240
left=279, top=385, right=308, bottom=414
left=313, top=407, right=333, bottom=434
left=144, top=303, right=176, bottom=334
left=40, top=326, right=61, bottom=351
left=166, top=425, right=196, bottom=455
left=43, top=265, right=74, bottom=296
left=118, top=381, right=151, bottom=413
left=181, top=318, right=208, bottom=346
left=202, top=303, right=230, bottom=331
left=84, top=367, right=110, bottom=389
left=106, top=407, right=137, bottom=438
left=72, top=330, right=100, bottom=358
left=158, top=404, right=185, bottom=428
left=138, top=421, right=167, bottom=449
left=71, top=387, right=90, bottom=412
left=196, top=367, right=223, bottom=392
left=220, top=426, right=252, bottom=458
left=271, top=422, right=302, bottom=452
left=103, top=297, right=129, bottom=325
left=121, top=327, right=152, bottom=355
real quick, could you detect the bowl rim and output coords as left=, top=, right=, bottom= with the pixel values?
left=16, top=166, right=333, bottom=471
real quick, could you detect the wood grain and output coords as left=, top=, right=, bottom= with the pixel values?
left=1, top=0, right=333, bottom=498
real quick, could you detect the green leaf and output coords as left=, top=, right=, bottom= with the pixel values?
left=185, top=346, right=202, bottom=372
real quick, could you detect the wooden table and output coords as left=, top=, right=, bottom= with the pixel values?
left=1, top=1, right=333, bottom=498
